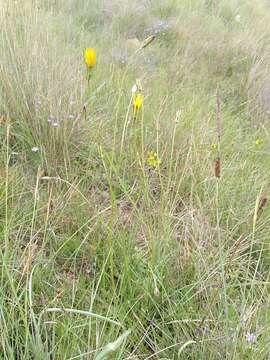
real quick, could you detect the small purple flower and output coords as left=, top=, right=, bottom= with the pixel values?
left=35, top=98, right=42, bottom=109
left=246, top=332, right=257, bottom=344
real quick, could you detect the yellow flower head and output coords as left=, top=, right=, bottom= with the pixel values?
left=146, top=151, right=161, bottom=169
left=84, top=48, right=96, bottom=69
left=133, top=93, right=144, bottom=115
left=255, top=138, right=262, bottom=146
left=210, top=143, right=217, bottom=151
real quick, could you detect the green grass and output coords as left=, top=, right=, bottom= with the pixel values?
left=1, top=0, right=270, bottom=358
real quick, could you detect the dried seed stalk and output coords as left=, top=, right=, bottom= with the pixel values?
left=215, top=87, right=221, bottom=178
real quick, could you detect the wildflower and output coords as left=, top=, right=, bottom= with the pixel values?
left=67, top=114, right=74, bottom=120
left=211, top=143, right=217, bottom=151
left=47, top=115, right=55, bottom=123
left=133, top=93, right=144, bottom=115
left=52, top=122, right=59, bottom=127
left=84, top=48, right=96, bottom=69
left=246, top=332, right=257, bottom=344
left=34, top=98, right=42, bottom=109
left=146, top=151, right=161, bottom=169
left=235, top=14, right=241, bottom=22
left=255, top=138, right=262, bottom=145
left=31, top=146, right=39, bottom=153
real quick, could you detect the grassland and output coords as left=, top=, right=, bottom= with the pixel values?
left=1, top=0, right=270, bottom=358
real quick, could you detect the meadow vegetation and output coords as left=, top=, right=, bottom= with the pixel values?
left=1, top=0, right=270, bottom=358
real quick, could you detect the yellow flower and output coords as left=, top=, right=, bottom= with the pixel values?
left=133, top=93, right=144, bottom=115
left=146, top=151, right=161, bottom=169
left=210, top=143, right=217, bottom=151
left=84, top=48, right=96, bottom=69
left=255, top=138, right=262, bottom=145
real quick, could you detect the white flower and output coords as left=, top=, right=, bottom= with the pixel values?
left=31, top=146, right=39, bottom=153
left=235, top=14, right=241, bottom=22
left=52, top=122, right=59, bottom=127
left=131, top=84, right=137, bottom=94
left=67, top=114, right=74, bottom=120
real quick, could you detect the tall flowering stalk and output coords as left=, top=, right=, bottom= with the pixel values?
left=215, top=87, right=221, bottom=178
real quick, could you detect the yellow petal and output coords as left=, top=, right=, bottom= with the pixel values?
left=255, top=139, right=262, bottom=145
left=133, top=93, right=144, bottom=114
left=84, top=48, right=96, bottom=68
